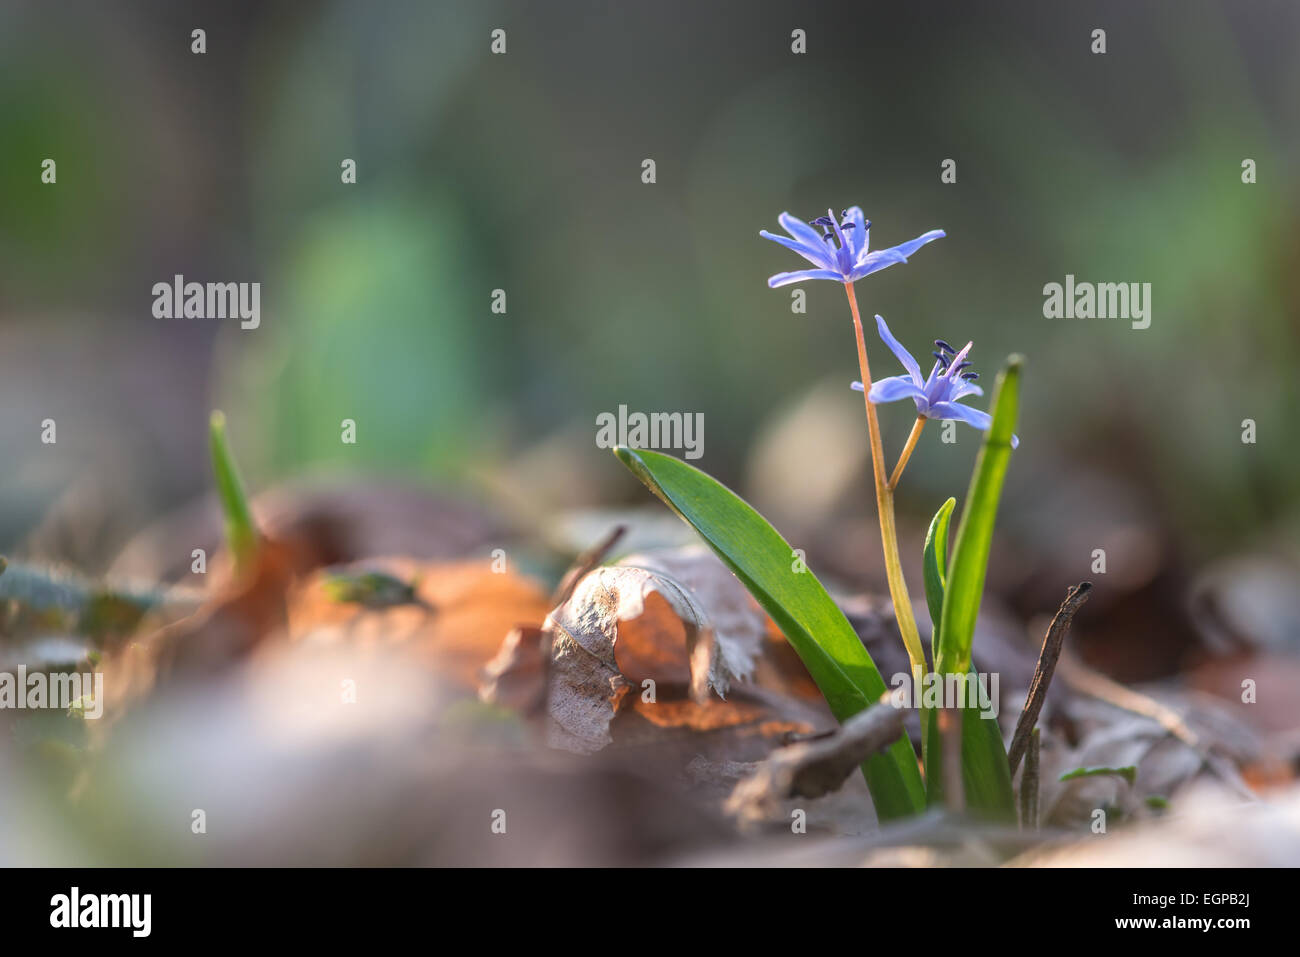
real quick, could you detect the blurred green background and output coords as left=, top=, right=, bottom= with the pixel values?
left=2, top=0, right=1298, bottom=676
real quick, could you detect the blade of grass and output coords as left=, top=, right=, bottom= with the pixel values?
left=614, top=446, right=925, bottom=819
left=922, top=497, right=956, bottom=643
left=919, top=497, right=955, bottom=775
left=925, top=356, right=1023, bottom=818
left=209, top=411, right=259, bottom=574
left=935, top=356, right=1022, bottom=677
left=1059, top=765, right=1137, bottom=786
left=922, top=668, right=1013, bottom=816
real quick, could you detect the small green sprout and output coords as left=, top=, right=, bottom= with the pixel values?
left=1059, top=765, right=1138, bottom=786
left=209, top=411, right=259, bottom=574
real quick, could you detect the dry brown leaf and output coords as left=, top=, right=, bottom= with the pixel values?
left=286, top=558, right=552, bottom=692
left=1014, top=783, right=1300, bottom=867
left=544, top=547, right=765, bottom=754
left=617, top=546, right=768, bottom=691
left=479, top=625, right=549, bottom=714
left=1038, top=686, right=1262, bottom=826
left=629, top=697, right=772, bottom=732
left=100, top=537, right=307, bottom=720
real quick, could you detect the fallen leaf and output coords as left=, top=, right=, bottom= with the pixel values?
left=287, top=558, right=552, bottom=692
left=725, top=697, right=905, bottom=827
left=544, top=547, right=765, bottom=754
left=1038, top=684, right=1262, bottom=826
left=479, top=625, right=549, bottom=714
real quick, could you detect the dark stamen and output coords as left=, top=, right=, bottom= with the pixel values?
left=962, top=372, right=979, bottom=381
left=935, top=339, right=956, bottom=354
left=955, top=361, right=972, bottom=373
left=812, top=216, right=834, bottom=228
left=932, top=351, right=950, bottom=368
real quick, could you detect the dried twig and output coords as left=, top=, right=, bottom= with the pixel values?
left=1007, top=581, right=1091, bottom=775
left=549, top=525, right=626, bottom=606
left=1019, top=727, right=1040, bottom=829
left=725, top=696, right=905, bottom=825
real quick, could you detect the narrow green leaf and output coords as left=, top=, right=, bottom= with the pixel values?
left=919, top=498, right=954, bottom=775
left=927, top=356, right=1023, bottom=818
left=922, top=497, right=956, bottom=639
left=209, top=411, right=259, bottom=573
left=1060, top=765, right=1138, bottom=786
left=935, top=357, right=1022, bottom=677
left=921, top=674, right=1014, bottom=817
left=614, top=446, right=925, bottom=819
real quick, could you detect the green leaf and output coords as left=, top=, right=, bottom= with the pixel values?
left=919, top=498, right=954, bottom=775
left=935, top=357, right=1022, bottom=677
left=921, top=673, right=1014, bottom=818
left=1060, top=765, right=1138, bottom=786
left=614, top=446, right=925, bottom=820
left=926, top=356, right=1023, bottom=819
left=209, top=411, right=259, bottom=573
left=922, top=497, right=956, bottom=639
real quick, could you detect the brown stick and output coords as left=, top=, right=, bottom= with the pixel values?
left=549, top=524, right=626, bottom=606
left=725, top=696, right=906, bottom=825
left=1007, top=582, right=1091, bottom=775
left=1019, top=727, right=1040, bottom=829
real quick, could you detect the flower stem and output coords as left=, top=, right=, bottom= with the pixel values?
left=843, top=283, right=929, bottom=681
left=889, top=416, right=927, bottom=491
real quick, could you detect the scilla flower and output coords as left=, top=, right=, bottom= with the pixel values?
left=760, top=207, right=944, bottom=287
left=852, top=315, right=1019, bottom=448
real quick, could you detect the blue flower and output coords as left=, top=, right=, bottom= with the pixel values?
left=852, top=315, right=1019, bottom=448
left=760, top=207, right=945, bottom=287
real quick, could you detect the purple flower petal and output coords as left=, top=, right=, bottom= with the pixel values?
left=949, top=380, right=984, bottom=401
left=827, top=211, right=852, bottom=274
left=760, top=229, right=835, bottom=270
left=868, top=374, right=926, bottom=404
left=929, top=400, right=991, bottom=430
left=874, top=315, right=924, bottom=385
left=850, top=248, right=910, bottom=280
left=760, top=211, right=944, bottom=288
left=767, top=268, right=844, bottom=288
left=843, top=206, right=868, bottom=258
left=778, top=212, right=829, bottom=252
left=929, top=401, right=1020, bottom=448
left=890, top=228, right=946, bottom=260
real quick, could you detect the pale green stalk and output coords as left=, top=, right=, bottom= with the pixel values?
left=843, top=283, right=929, bottom=683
